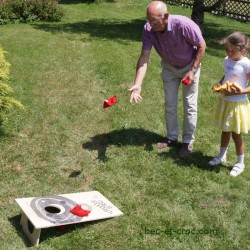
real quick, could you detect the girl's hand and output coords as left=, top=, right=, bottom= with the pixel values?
left=224, top=87, right=242, bottom=96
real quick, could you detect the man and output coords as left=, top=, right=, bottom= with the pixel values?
left=129, top=1, right=206, bottom=157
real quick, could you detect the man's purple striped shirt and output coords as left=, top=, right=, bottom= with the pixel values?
left=142, top=15, right=205, bottom=67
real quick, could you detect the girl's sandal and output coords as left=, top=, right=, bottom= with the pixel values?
left=230, top=163, right=245, bottom=177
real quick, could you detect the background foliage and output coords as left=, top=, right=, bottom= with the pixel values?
left=0, top=0, right=64, bottom=24
left=0, top=47, right=23, bottom=126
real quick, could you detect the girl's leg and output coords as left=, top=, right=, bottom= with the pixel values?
left=221, top=131, right=231, bottom=148
left=219, top=131, right=231, bottom=158
left=232, top=132, right=244, bottom=155
left=230, top=132, right=245, bottom=177
left=208, top=131, right=230, bottom=165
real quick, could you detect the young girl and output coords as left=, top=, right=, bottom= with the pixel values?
left=209, top=32, right=250, bottom=177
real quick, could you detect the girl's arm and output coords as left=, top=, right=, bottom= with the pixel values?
left=218, top=75, right=225, bottom=84
left=240, top=72, right=250, bottom=94
left=225, top=72, right=250, bottom=95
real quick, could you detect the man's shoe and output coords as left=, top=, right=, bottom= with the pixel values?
left=156, top=138, right=177, bottom=150
left=179, top=143, right=193, bottom=158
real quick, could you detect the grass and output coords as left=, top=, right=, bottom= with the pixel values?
left=0, top=1, right=250, bottom=249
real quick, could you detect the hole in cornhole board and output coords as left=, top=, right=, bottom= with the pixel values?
left=44, top=206, right=61, bottom=214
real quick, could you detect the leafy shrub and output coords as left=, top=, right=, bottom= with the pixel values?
left=0, top=0, right=65, bottom=24
left=0, top=47, right=24, bottom=126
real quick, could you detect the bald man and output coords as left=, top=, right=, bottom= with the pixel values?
left=129, top=1, right=206, bottom=158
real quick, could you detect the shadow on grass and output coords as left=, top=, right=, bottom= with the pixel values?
left=8, top=215, right=30, bottom=247
left=158, top=145, right=228, bottom=173
left=0, top=127, right=6, bottom=137
left=0, top=126, right=13, bottom=138
left=82, top=127, right=164, bottom=162
left=60, top=0, right=95, bottom=3
left=203, top=21, right=250, bottom=58
left=32, top=18, right=145, bottom=43
left=69, top=170, right=82, bottom=178
left=59, top=0, right=116, bottom=4
left=9, top=214, right=111, bottom=246
left=82, top=127, right=229, bottom=172
left=31, top=2, right=250, bottom=54
left=60, top=0, right=115, bottom=3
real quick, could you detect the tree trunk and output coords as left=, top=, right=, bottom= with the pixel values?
left=191, top=0, right=225, bottom=33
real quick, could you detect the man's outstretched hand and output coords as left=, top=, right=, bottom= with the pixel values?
left=128, top=85, right=142, bottom=103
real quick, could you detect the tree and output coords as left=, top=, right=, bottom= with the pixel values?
left=191, top=0, right=225, bottom=33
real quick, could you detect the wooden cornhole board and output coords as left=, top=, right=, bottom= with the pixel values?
left=15, top=191, right=123, bottom=246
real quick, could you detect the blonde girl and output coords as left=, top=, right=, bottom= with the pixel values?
left=209, top=32, right=250, bottom=177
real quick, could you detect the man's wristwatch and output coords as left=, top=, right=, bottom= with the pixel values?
left=191, top=66, right=198, bottom=74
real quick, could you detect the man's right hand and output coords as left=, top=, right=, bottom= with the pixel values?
left=128, top=85, right=142, bottom=103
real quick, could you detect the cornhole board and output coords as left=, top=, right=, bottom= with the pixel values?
left=15, top=191, right=123, bottom=246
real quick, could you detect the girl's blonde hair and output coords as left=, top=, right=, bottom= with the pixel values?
left=220, top=32, right=250, bottom=56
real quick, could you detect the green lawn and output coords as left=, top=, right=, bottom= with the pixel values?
left=0, top=1, right=250, bottom=249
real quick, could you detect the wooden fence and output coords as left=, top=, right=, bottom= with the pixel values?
left=165, top=0, right=250, bottom=21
